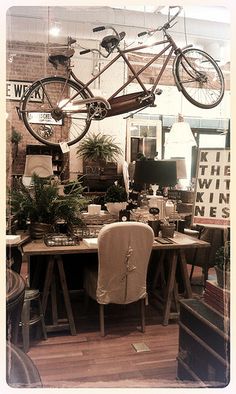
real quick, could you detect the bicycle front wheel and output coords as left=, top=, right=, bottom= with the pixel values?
left=21, top=76, right=92, bottom=147
left=174, top=48, right=224, bottom=109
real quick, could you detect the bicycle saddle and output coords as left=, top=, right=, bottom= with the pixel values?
left=48, top=48, right=75, bottom=68
left=101, top=32, right=126, bottom=53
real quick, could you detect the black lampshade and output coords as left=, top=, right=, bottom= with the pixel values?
left=133, top=160, right=177, bottom=187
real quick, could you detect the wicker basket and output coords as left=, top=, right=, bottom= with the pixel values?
left=160, top=223, right=175, bottom=238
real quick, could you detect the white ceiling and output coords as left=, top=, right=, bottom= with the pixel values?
left=6, top=6, right=230, bottom=64
left=113, top=5, right=230, bottom=23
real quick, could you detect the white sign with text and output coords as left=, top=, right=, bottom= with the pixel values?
left=6, top=80, right=43, bottom=102
left=193, top=148, right=230, bottom=228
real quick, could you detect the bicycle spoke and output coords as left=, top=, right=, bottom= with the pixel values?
left=175, top=48, right=224, bottom=109
left=21, top=77, right=91, bottom=146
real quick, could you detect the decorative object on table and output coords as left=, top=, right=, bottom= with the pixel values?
left=119, top=209, right=130, bottom=222
left=160, top=221, right=176, bottom=238
left=73, top=225, right=102, bottom=238
left=165, top=199, right=175, bottom=217
left=148, top=207, right=160, bottom=236
left=87, top=204, right=101, bottom=215
left=10, top=174, right=86, bottom=239
left=104, top=184, right=128, bottom=215
left=148, top=195, right=165, bottom=220
left=81, top=211, right=116, bottom=226
left=44, top=233, right=81, bottom=246
left=214, top=241, right=230, bottom=290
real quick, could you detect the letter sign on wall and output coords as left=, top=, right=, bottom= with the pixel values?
left=6, top=80, right=43, bottom=102
left=193, top=148, right=230, bottom=228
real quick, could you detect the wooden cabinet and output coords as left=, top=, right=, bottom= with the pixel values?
left=81, top=160, right=122, bottom=192
left=177, top=299, right=230, bottom=387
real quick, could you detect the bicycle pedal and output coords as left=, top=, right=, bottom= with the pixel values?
left=155, top=89, right=163, bottom=95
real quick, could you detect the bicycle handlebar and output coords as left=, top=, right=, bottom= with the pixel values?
left=93, top=26, right=106, bottom=32
left=137, top=6, right=182, bottom=37
left=167, top=6, right=182, bottom=26
left=80, top=49, right=91, bottom=55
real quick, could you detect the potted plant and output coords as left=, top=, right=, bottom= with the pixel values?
left=10, top=174, right=87, bottom=239
left=214, top=241, right=230, bottom=289
left=76, top=132, right=123, bottom=192
left=11, top=127, right=23, bottom=159
left=104, top=184, right=128, bottom=215
left=76, top=132, right=122, bottom=163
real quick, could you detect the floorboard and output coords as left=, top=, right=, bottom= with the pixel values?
left=19, top=263, right=215, bottom=388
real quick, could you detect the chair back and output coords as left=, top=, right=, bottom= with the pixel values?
left=96, top=222, right=154, bottom=304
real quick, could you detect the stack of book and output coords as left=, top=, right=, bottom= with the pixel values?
left=203, top=280, right=230, bottom=316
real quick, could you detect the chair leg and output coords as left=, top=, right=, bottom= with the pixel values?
left=38, top=296, right=47, bottom=340
left=189, top=264, right=195, bottom=282
left=140, top=298, right=145, bottom=333
left=84, top=292, right=89, bottom=314
left=99, top=304, right=105, bottom=337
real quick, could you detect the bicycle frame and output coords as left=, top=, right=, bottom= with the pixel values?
left=67, top=30, right=181, bottom=118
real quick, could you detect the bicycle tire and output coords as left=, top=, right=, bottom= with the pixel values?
left=21, top=76, right=92, bottom=147
left=174, top=48, right=224, bottom=109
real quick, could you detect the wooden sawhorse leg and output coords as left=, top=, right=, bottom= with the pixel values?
left=41, top=255, right=76, bottom=335
left=162, top=250, right=178, bottom=326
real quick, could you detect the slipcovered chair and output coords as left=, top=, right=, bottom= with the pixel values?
left=185, top=226, right=224, bottom=284
left=84, top=222, right=154, bottom=336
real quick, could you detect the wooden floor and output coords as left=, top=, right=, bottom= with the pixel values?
left=21, top=264, right=214, bottom=388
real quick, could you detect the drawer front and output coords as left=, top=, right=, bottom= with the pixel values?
left=179, top=303, right=230, bottom=359
left=179, top=324, right=230, bottom=385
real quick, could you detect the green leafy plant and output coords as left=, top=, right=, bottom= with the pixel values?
left=104, top=184, right=127, bottom=203
left=76, top=132, right=122, bottom=162
left=10, top=174, right=86, bottom=230
left=11, top=128, right=23, bottom=144
left=215, top=241, right=230, bottom=272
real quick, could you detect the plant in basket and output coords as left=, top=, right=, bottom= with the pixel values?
left=10, top=174, right=87, bottom=239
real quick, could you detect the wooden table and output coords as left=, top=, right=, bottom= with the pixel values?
left=6, top=234, right=30, bottom=273
left=22, top=232, right=210, bottom=333
left=151, top=232, right=210, bottom=325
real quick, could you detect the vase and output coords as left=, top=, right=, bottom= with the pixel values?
left=105, top=202, right=127, bottom=215
left=29, top=222, right=52, bottom=240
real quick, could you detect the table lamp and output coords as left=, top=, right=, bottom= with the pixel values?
left=133, top=160, right=177, bottom=194
left=22, top=155, right=53, bottom=186
left=170, top=157, right=187, bottom=180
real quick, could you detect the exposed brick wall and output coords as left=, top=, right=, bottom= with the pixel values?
left=6, top=40, right=66, bottom=178
left=128, top=52, right=230, bottom=89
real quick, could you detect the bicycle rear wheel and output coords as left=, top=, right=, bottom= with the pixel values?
left=21, top=76, right=92, bottom=147
left=174, top=48, right=224, bottom=109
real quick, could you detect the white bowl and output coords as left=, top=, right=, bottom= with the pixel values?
left=105, top=202, right=127, bottom=215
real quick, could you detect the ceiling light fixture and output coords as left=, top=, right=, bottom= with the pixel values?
left=49, top=23, right=61, bottom=37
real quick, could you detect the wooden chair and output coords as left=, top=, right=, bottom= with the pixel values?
left=83, top=222, right=154, bottom=336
